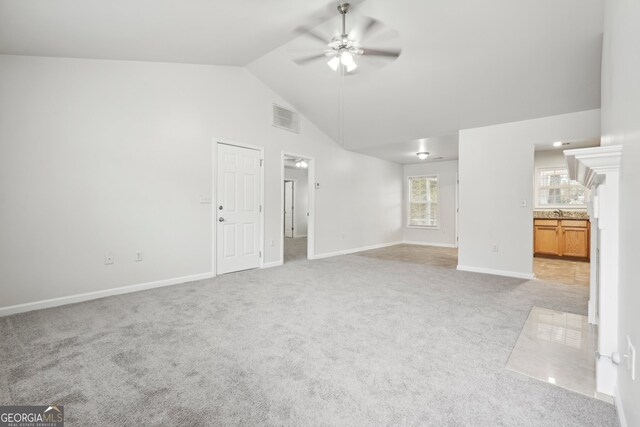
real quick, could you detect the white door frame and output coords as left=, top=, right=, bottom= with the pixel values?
left=212, top=138, right=265, bottom=275
left=280, top=151, right=315, bottom=263
left=455, top=172, right=460, bottom=248
left=284, top=179, right=296, bottom=238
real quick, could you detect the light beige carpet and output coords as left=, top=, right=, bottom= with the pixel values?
left=0, top=245, right=616, bottom=426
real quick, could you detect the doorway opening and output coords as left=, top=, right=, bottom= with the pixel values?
left=513, top=144, right=603, bottom=402
left=532, top=149, right=592, bottom=289
left=281, top=153, right=314, bottom=263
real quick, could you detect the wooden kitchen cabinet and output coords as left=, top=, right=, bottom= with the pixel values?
left=534, top=220, right=561, bottom=256
left=560, top=220, right=590, bottom=258
left=533, top=219, right=590, bottom=260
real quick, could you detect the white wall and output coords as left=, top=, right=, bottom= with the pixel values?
left=534, top=150, right=566, bottom=169
left=403, top=160, right=458, bottom=247
left=601, top=0, right=640, bottom=424
left=283, top=167, right=308, bottom=237
left=0, top=55, right=403, bottom=310
left=458, top=109, right=600, bottom=278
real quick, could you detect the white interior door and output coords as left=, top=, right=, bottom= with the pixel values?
left=284, top=181, right=294, bottom=238
left=216, top=143, right=261, bottom=274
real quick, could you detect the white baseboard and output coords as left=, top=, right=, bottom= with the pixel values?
left=0, top=272, right=215, bottom=317
left=614, top=386, right=628, bottom=427
left=310, top=241, right=403, bottom=260
left=456, top=265, right=535, bottom=280
left=403, top=240, right=457, bottom=248
left=595, top=391, right=614, bottom=404
left=262, top=260, right=283, bottom=269
left=293, top=234, right=308, bottom=238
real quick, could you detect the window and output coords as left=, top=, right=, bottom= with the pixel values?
left=535, top=167, right=587, bottom=208
left=407, top=175, right=438, bottom=227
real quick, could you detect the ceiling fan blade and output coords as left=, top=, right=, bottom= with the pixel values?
left=363, top=28, right=400, bottom=45
left=294, top=53, right=329, bottom=65
left=293, top=25, right=329, bottom=45
left=361, top=48, right=402, bottom=59
left=359, top=17, right=383, bottom=40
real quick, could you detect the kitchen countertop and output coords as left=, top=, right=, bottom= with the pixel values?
left=533, top=210, right=589, bottom=220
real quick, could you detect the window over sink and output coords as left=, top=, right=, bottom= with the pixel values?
left=535, top=167, right=587, bottom=209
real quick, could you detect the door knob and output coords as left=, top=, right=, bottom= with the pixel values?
left=219, top=217, right=225, bottom=222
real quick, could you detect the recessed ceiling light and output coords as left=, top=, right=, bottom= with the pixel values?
left=416, top=152, right=429, bottom=160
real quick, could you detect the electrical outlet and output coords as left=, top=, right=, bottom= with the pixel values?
left=135, top=251, right=143, bottom=262
left=492, top=244, right=499, bottom=253
left=628, top=336, right=636, bottom=380
left=104, top=252, right=114, bottom=265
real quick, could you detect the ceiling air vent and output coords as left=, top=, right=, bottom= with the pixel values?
left=272, top=104, right=300, bottom=133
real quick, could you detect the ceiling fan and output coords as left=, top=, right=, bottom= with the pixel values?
left=293, top=2, right=401, bottom=73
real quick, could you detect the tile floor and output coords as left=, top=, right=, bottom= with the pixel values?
left=506, top=307, right=597, bottom=399
left=533, top=257, right=590, bottom=286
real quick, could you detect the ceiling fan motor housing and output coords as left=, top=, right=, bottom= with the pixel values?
left=337, top=3, right=351, bottom=15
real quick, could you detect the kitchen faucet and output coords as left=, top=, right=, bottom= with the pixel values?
left=553, top=209, right=564, bottom=217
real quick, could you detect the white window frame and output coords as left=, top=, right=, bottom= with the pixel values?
left=406, top=174, right=440, bottom=229
left=534, top=166, right=588, bottom=209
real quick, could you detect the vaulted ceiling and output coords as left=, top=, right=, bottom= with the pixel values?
left=0, top=0, right=333, bottom=65
left=0, top=0, right=604, bottom=164
left=248, top=0, right=604, bottom=162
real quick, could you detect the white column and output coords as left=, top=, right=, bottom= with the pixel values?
left=564, top=145, right=622, bottom=398
left=595, top=172, right=620, bottom=396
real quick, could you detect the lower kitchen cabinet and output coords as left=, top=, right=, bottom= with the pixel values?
left=533, top=219, right=590, bottom=260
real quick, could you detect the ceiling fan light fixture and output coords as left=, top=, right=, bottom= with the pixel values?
left=327, top=51, right=357, bottom=72
left=417, top=152, right=429, bottom=160
left=327, top=56, right=340, bottom=71
left=341, top=51, right=358, bottom=72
